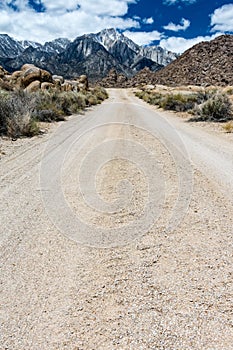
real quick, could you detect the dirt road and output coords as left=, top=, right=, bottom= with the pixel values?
left=1, top=89, right=233, bottom=349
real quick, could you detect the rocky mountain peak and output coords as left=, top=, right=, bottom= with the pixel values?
left=0, top=29, right=177, bottom=82
left=0, top=34, right=24, bottom=58
left=94, top=28, right=139, bottom=53
left=129, top=34, right=233, bottom=87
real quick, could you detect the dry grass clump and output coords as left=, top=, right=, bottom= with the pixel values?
left=194, top=93, right=232, bottom=122
left=0, top=86, right=108, bottom=138
left=223, top=121, right=233, bottom=133
left=158, top=93, right=199, bottom=112
left=135, top=87, right=233, bottom=122
left=0, top=90, right=39, bottom=137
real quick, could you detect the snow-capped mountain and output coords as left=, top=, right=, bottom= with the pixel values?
left=0, top=36, right=70, bottom=57
left=94, top=28, right=140, bottom=53
left=42, top=38, right=71, bottom=54
left=19, top=40, right=43, bottom=50
left=0, top=34, right=24, bottom=58
left=93, top=28, right=176, bottom=66
left=140, top=45, right=177, bottom=66
left=0, top=29, right=177, bottom=81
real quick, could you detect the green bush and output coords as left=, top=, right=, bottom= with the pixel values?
left=135, top=90, right=162, bottom=105
left=92, top=86, right=108, bottom=101
left=158, top=93, right=198, bottom=112
left=0, top=86, right=108, bottom=137
left=86, top=93, right=99, bottom=106
left=135, top=88, right=232, bottom=122
left=31, top=91, right=93, bottom=121
left=196, top=93, right=232, bottom=121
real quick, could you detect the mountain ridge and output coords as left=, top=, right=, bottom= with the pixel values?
left=128, top=34, right=233, bottom=87
left=0, top=29, right=177, bottom=81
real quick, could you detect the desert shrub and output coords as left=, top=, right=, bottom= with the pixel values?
left=31, top=91, right=90, bottom=121
left=158, top=93, right=198, bottom=112
left=75, top=93, right=89, bottom=109
left=0, top=86, right=108, bottom=137
left=86, top=93, right=99, bottom=106
left=135, top=90, right=161, bottom=105
left=224, top=87, right=233, bottom=95
left=196, top=93, right=232, bottom=121
left=30, top=91, right=64, bottom=121
left=223, top=121, right=233, bottom=133
left=148, top=93, right=162, bottom=105
left=35, top=108, right=65, bottom=122
left=0, top=90, right=39, bottom=137
left=32, top=88, right=108, bottom=122
left=92, top=86, right=108, bottom=101
left=135, top=90, right=200, bottom=111
left=54, top=92, right=86, bottom=115
left=135, top=91, right=144, bottom=99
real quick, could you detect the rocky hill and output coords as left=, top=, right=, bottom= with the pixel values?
left=0, top=29, right=176, bottom=82
left=130, top=35, right=233, bottom=87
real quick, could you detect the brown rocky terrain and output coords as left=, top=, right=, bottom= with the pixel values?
left=96, top=69, right=129, bottom=88
left=99, top=35, right=233, bottom=88
left=131, top=35, right=233, bottom=87
left=0, top=63, right=89, bottom=93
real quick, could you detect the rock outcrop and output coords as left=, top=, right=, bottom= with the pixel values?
left=0, top=29, right=176, bottom=82
left=129, top=35, right=233, bottom=87
left=96, top=69, right=128, bottom=88
left=0, top=64, right=89, bottom=93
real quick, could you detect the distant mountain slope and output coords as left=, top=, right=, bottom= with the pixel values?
left=0, top=29, right=176, bottom=81
left=0, top=34, right=24, bottom=58
left=131, top=35, right=233, bottom=87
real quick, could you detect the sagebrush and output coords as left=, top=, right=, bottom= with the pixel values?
left=0, top=86, right=108, bottom=138
left=135, top=89, right=232, bottom=122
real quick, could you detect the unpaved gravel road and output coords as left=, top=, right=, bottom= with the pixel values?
left=1, top=89, right=233, bottom=349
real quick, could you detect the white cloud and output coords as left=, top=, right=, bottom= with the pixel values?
left=0, top=0, right=140, bottom=42
left=210, top=4, right=233, bottom=32
left=143, top=17, right=154, bottom=25
left=124, top=30, right=163, bottom=45
left=163, top=0, right=196, bottom=5
left=163, top=18, right=190, bottom=31
left=159, top=33, right=222, bottom=53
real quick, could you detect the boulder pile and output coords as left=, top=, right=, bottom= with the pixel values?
left=97, top=69, right=128, bottom=88
left=129, top=35, right=233, bottom=87
left=0, top=64, right=89, bottom=93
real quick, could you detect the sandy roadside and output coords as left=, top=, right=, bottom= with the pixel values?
left=0, top=89, right=233, bottom=349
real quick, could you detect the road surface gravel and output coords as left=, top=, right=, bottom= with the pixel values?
left=0, top=89, right=233, bottom=349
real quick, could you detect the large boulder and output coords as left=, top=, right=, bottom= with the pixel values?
left=19, top=64, right=53, bottom=88
left=25, top=80, right=41, bottom=93
left=21, top=66, right=41, bottom=88
left=40, top=69, right=53, bottom=83
left=77, top=74, right=88, bottom=90
left=52, top=75, right=64, bottom=84
left=0, top=78, right=14, bottom=91
left=8, top=70, right=23, bottom=88
left=0, top=63, right=90, bottom=94
left=61, top=82, right=73, bottom=92
left=41, top=82, right=55, bottom=91
left=21, top=64, right=36, bottom=71
left=0, top=66, right=9, bottom=79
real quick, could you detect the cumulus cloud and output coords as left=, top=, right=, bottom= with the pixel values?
left=143, top=17, right=154, bottom=25
left=163, top=18, right=190, bottom=31
left=0, top=0, right=140, bottom=42
left=210, top=4, right=233, bottom=32
left=124, top=30, right=162, bottom=45
left=163, top=0, right=196, bottom=5
left=159, top=33, right=222, bottom=53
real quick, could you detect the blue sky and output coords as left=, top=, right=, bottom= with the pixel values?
left=0, top=0, right=232, bottom=52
